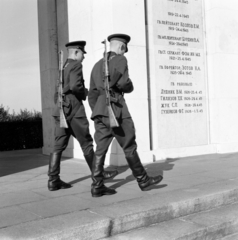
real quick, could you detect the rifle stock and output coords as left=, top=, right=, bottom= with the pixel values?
left=58, top=50, right=68, bottom=128
left=108, top=105, right=119, bottom=128
left=102, top=40, right=119, bottom=128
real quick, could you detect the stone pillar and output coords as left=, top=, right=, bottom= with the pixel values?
left=37, top=0, right=73, bottom=157
left=37, top=0, right=58, bottom=155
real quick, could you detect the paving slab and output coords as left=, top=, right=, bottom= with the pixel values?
left=0, top=206, right=41, bottom=228
left=79, top=185, right=149, bottom=205
left=0, top=190, right=47, bottom=208
left=32, top=183, right=90, bottom=198
left=0, top=179, right=46, bottom=194
left=19, top=194, right=99, bottom=218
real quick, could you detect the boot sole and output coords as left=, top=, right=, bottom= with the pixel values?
left=48, top=187, right=60, bottom=191
left=140, top=176, right=163, bottom=191
left=91, top=191, right=117, bottom=197
left=48, top=186, right=72, bottom=191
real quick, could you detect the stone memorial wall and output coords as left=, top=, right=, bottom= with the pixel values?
left=38, top=0, right=238, bottom=162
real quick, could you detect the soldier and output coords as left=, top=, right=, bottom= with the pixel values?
left=48, top=41, right=117, bottom=191
left=88, top=34, right=163, bottom=197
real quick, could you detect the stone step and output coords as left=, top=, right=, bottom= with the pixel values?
left=103, top=202, right=238, bottom=240
left=221, top=233, right=238, bottom=240
left=1, top=179, right=238, bottom=239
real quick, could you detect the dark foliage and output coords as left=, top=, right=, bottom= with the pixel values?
left=0, top=105, right=43, bottom=151
left=0, top=104, right=42, bottom=122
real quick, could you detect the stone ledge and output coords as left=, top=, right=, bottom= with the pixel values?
left=1, top=179, right=238, bottom=240
left=103, top=202, right=238, bottom=239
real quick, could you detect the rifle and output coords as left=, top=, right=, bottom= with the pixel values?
left=102, top=40, right=119, bottom=128
left=57, top=50, right=68, bottom=128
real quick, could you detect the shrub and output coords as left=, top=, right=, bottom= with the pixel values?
left=0, top=105, right=42, bottom=122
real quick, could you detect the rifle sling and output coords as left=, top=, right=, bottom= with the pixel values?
left=98, top=89, right=122, bottom=103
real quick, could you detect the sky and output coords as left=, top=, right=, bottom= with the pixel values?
left=0, top=0, right=41, bottom=113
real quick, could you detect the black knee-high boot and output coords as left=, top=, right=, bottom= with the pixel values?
left=84, top=150, right=118, bottom=179
left=48, top=152, right=72, bottom=191
left=126, top=152, right=163, bottom=191
left=91, top=154, right=116, bottom=197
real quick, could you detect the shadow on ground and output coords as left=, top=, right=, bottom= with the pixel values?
left=68, top=165, right=129, bottom=185
left=0, top=148, right=178, bottom=193
left=105, top=158, right=178, bottom=190
left=0, top=149, right=70, bottom=177
left=69, top=158, right=178, bottom=188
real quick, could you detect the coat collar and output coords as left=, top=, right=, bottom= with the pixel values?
left=107, top=51, right=118, bottom=60
left=66, top=58, right=76, bottom=63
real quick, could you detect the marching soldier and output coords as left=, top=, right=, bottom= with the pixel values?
left=48, top=41, right=117, bottom=191
left=88, top=34, right=163, bottom=197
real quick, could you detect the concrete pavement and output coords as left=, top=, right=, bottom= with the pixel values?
left=0, top=149, right=238, bottom=239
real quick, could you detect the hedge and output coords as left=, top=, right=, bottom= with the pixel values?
left=0, top=120, right=43, bottom=151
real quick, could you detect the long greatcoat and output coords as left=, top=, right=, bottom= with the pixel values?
left=88, top=52, right=133, bottom=120
left=53, top=59, right=87, bottom=120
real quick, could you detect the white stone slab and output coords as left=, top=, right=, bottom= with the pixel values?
left=147, top=0, right=208, bottom=148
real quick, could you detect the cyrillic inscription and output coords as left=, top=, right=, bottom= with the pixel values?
left=152, top=0, right=208, bottom=147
